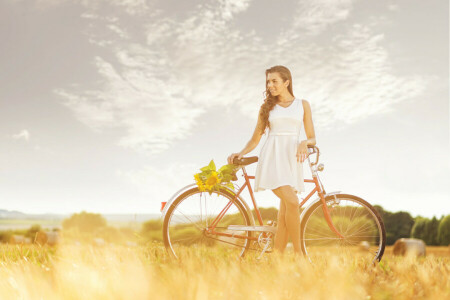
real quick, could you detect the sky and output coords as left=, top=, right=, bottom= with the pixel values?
left=0, top=0, right=448, bottom=218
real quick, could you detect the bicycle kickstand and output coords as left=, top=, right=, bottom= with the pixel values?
left=257, top=238, right=272, bottom=260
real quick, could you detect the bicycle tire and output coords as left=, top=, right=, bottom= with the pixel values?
left=300, top=193, right=386, bottom=264
left=163, top=187, right=253, bottom=259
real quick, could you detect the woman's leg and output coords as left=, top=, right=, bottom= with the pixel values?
left=272, top=193, right=288, bottom=253
left=272, top=185, right=301, bottom=254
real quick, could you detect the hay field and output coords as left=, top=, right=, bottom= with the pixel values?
left=0, top=243, right=448, bottom=300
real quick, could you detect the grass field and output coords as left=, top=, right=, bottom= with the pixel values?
left=0, top=243, right=448, bottom=299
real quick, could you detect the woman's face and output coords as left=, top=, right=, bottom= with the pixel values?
left=266, top=72, right=288, bottom=96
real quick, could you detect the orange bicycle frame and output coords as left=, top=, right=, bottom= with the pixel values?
left=206, top=166, right=344, bottom=240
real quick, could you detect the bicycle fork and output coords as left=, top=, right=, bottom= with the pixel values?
left=309, top=163, right=344, bottom=239
left=318, top=191, right=344, bottom=239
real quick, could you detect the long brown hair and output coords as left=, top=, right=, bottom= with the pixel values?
left=259, top=65, right=294, bottom=135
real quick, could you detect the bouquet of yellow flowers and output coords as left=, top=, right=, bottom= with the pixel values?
left=194, top=160, right=238, bottom=194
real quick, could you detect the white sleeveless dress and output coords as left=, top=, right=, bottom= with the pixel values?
left=254, top=98, right=306, bottom=194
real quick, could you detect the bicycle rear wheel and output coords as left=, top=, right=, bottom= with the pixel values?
left=163, top=187, right=253, bottom=259
left=300, top=194, right=386, bottom=264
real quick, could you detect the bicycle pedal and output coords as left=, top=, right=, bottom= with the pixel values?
left=227, top=225, right=277, bottom=234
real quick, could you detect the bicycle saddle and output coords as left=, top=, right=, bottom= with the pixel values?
left=232, top=156, right=258, bottom=166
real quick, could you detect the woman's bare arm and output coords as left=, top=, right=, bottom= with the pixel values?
left=227, top=109, right=265, bottom=164
left=302, top=99, right=316, bottom=146
left=240, top=113, right=265, bottom=155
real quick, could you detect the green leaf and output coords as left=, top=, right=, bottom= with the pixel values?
left=221, top=174, right=232, bottom=182
left=200, top=170, right=212, bottom=178
left=208, top=159, right=216, bottom=171
left=200, top=165, right=210, bottom=172
left=220, top=164, right=236, bottom=173
left=218, top=164, right=230, bottom=172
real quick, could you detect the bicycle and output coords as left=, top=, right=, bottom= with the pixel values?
left=161, top=145, right=386, bottom=264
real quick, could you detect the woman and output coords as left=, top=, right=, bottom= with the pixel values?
left=227, top=65, right=316, bottom=255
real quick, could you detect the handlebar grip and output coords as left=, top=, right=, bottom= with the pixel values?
left=308, top=145, right=319, bottom=165
left=232, top=156, right=258, bottom=165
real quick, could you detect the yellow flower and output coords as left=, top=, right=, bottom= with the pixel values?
left=194, top=173, right=206, bottom=191
left=194, top=173, right=201, bottom=183
left=206, top=171, right=220, bottom=185
left=204, top=171, right=221, bottom=190
left=193, top=160, right=236, bottom=193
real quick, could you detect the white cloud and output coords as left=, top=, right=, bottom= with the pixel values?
left=55, top=0, right=430, bottom=154
left=219, top=0, right=252, bottom=20
left=12, top=130, right=30, bottom=142
left=289, top=0, right=356, bottom=37
left=107, top=24, right=129, bottom=39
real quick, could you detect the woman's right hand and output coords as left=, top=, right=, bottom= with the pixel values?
left=227, top=152, right=243, bottom=165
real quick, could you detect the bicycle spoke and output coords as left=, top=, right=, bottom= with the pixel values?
left=346, top=222, right=375, bottom=237
left=164, top=188, right=252, bottom=259
left=301, top=195, right=385, bottom=263
left=174, top=210, right=203, bottom=231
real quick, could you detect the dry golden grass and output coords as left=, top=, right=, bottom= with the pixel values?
left=0, top=243, right=449, bottom=299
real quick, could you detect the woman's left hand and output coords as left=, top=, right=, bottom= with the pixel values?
left=296, top=141, right=309, bottom=163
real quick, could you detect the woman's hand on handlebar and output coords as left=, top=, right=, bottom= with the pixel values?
left=227, top=153, right=243, bottom=165
left=297, top=141, right=310, bottom=163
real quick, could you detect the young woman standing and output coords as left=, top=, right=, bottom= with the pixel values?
left=227, top=65, right=316, bottom=255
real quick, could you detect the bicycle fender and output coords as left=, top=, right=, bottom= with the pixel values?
left=299, top=191, right=341, bottom=221
left=160, top=183, right=197, bottom=219
left=160, top=184, right=256, bottom=226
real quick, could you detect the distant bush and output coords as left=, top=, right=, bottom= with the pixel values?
left=142, top=219, right=163, bottom=231
left=0, top=231, right=14, bottom=243
left=62, top=211, right=107, bottom=233
left=0, top=228, right=30, bottom=243
left=250, top=207, right=278, bottom=223
left=141, top=219, right=163, bottom=242
left=25, top=224, right=42, bottom=239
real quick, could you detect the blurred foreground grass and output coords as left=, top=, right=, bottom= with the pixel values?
left=0, top=243, right=448, bottom=299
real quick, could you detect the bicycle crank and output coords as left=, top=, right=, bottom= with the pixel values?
left=228, top=223, right=277, bottom=258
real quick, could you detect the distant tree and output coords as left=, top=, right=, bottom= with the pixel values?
left=423, top=217, right=440, bottom=245
left=374, top=206, right=414, bottom=245
left=438, top=215, right=450, bottom=245
left=411, top=217, right=428, bottom=241
left=62, top=211, right=107, bottom=233
left=373, top=205, right=385, bottom=216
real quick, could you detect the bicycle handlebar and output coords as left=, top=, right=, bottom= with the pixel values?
left=307, top=144, right=320, bottom=166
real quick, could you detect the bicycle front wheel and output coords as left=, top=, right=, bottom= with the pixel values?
left=163, top=187, right=253, bottom=259
left=300, top=194, right=386, bottom=264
